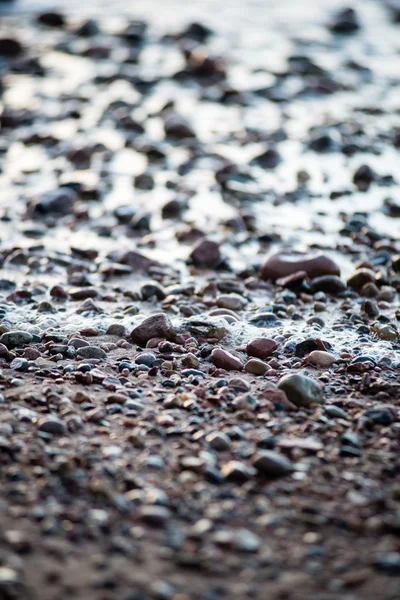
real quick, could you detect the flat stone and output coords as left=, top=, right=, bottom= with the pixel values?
left=211, top=348, right=243, bottom=371
left=261, top=251, right=340, bottom=281
left=221, top=460, right=254, bottom=482
left=277, top=373, right=323, bottom=408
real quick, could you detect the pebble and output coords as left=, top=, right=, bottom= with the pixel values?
left=216, top=293, right=247, bottom=311
left=307, top=350, right=336, bottom=367
left=261, top=251, right=340, bottom=281
left=311, top=275, right=346, bottom=295
left=130, top=313, right=175, bottom=345
left=245, top=358, right=269, bottom=375
left=277, top=373, right=323, bottom=407
left=190, top=239, right=221, bottom=268
left=76, top=346, right=107, bottom=360
left=38, top=416, right=67, bottom=435
left=252, top=451, right=293, bottom=477
left=221, top=461, right=255, bottom=482
left=0, top=331, right=33, bottom=348
left=206, top=431, right=231, bottom=451
left=135, top=352, right=157, bottom=366
left=246, top=337, right=278, bottom=359
left=211, top=348, right=243, bottom=370
left=325, top=405, right=348, bottom=419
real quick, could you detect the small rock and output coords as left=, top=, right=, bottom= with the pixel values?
left=261, top=252, right=340, bottom=281
left=131, top=313, right=175, bottom=346
left=311, top=275, right=346, bottom=295
left=216, top=293, right=247, bottom=311
left=246, top=338, right=278, bottom=359
left=252, top=450, right=293, bottom=477
left=206, top=431, right=231, bottom=451
left=211, top=348, right=243, bottom=371
left=38, top=416, right=67, bottom=435
left=76, top=346, right=107, bottom=360
left=190, top=239, right=221, bottom=268
left=245, top=358, right=269, bottom=375
left=307, top=350, right=336, bottom=367
left=0, top=331, right=33, bottom=348
left=329, top=7, right=360, bottom=34
left=277, top=373, right=323, bottom=408
left=221, top=460, right=254, bottom=482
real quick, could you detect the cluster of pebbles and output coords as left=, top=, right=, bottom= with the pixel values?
left=0, top=1, right=399, bottom=599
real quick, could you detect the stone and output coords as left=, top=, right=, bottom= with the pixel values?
left=76, top=346, right=107, bottom=360
left=307, top=350, right=336, bottom=367
left=353, top=164, right=376, bottom=191
left=325, top=405, right=348, bottom=419
left=38, top=416, right=67, bottom=435
left=164, top=113, right=195, bottom=139
left=130, top=314, right=175, bottom=346
left=246, top=338, right=278, bottom=359
left=211, top=348, right=243, bottom=371
left=347, top=268, right=375, bottom=291
left=216, top=293, right=247, bottom=311
left=329, top=7, right=360, bottom=34
left=252, top=451, right=293, bottom=477
left=206, top=431, right=231, bottom=451
left=0, top=331, right=33, bottom=348
left=261, top=251, right=340, bottom=281
left=181, top=353, right=199, bottom=368
left=29, top=187, right=77, bottom=216
left=135, top=352, right=157, bottom=367
left=221, top=460, right=254, bottom=482
left=311, top=275, right=346, bottom=295
left=245, top=358, right=269, bottom=375
left=277, top=373, right=323, bottom=408
left=190, top=239, right=221, bottom=268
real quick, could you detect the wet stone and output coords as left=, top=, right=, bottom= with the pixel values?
left=130, top=313, right=175, bottom=346
left=252, top=451, right=293, bottom=478
left=190, top=239, right=221, bottom=268
left=245, top=358, right=269, bottom=376
left=261, top=251, right=340, bottom=281
left=246, top=338, right=278, bottom=359
left=307, top=351, right=336, bottom=367
left=76, top=346, right=107, bottom=360
left=38, top=416, right=67, bottom=435
left=206, top=431, right=232, bottom=451
left=277, top=373, right=324, bottom=408
left=211, top=348, right=243, bottom=371
left=0, top=331, right=33, bottom=348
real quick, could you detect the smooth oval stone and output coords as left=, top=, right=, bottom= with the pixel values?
left=211, top=348, right=243, bottom=371
left=135, top=352, right=157, bottom=366
left=245, top=358, right=269, bottom=375
left=130, top=313, right=175, bottom=346
left=307, top=350, right=336, bottom=367
left=190, top=239, right=221, bottom=268
left=76, top=346, right=107, bottom=360
left=0, top=331, right=33, bottom=348
left=246, top=338, right=278, bottom=359
left=261, top=252, right=340, bottom=281
left=216, top=293, right=247, bottom=311
left=277, top=373, right=323, bottom=407
left=38, top=416, right=67, bottom=435
left=311, top=275, right=346, bottom=295
left=325, top=405, right=348, bottom=419
left=252, top=451, right=293, bottom=478
left=347, top=268, right=375, bottom=291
